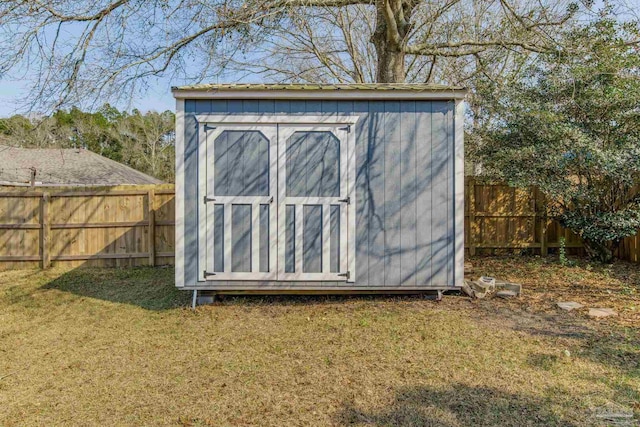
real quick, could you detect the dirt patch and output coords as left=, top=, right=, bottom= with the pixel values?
left=466, top=256, right=640, bottom=327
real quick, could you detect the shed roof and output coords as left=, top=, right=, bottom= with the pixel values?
left=172, top=83, right=467, bottom=100
left=0, top=145, right=163, bottom=186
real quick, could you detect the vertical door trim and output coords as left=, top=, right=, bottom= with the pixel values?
left=346, top=125, right=356, bottom=283
left=197, top=122, right=208, bottom=282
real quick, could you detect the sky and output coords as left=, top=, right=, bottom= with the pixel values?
left=0, top=75, right=177, bottom=117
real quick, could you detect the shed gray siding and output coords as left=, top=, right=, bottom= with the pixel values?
left=181, top=99, right=456, bottom=289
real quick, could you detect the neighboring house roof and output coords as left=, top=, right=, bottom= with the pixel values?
left=0, top=145, right=163, bottom=186
left=172, top=83, right=468, bottom=99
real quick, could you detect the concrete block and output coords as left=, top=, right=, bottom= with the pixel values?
left=496, top=290, right=518, bottom=299
left=557, top=301, right=584, bottom=311
left=461, top=280, right=475, bottom=298
left=496, top=282, right=522, bottom=296
left=470, top=280, right=492, bottom=297
left=588, top=308, right=617, bottom=318
left=479, top=276, right=496, bottom=291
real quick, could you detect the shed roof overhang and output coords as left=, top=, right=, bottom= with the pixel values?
left=172, top=83, right=467, bottom=100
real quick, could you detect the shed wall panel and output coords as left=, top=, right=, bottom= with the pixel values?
left=384, top=101, right=401, bottom=287
left=367, top=101, right=385, bottom=286
left=352, top=101, right=370, bottom=287
left=182, top=99, right=457, bottom=289
left=400, top=101, right=417, bottom=286
left=415, top=101, right=433, bottom=286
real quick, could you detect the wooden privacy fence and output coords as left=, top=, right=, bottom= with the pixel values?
left=465, top=179, right=583, bottom=256
left=465, top=178, right=640, bottom=262
left=0, top=180, right=638, bottom=270
left=0, top=184, right=175, bottom=270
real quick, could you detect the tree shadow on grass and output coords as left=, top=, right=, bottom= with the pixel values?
left=481, top=306, right=640, bottom=414
left=507, top=312, right=640, bottom=382
left=42, top=266, right=190, bottom=311
left=335, top=384, right=580, bottom=427
left=474, top=300, right=640, bottom=384
left=41, top=265, right=451, bottom=310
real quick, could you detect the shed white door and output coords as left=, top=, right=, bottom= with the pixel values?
left=277, top=125, right=350, bottom=281
left=199, top=120, right=354, bottom=282
left=202, top=125, right=278, bottom=280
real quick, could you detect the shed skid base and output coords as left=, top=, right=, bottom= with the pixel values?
left=183, top=285, right=459, bottom=292
left=192, top=288, right=455, bottom=298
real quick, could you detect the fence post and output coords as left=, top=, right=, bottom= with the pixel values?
left=148, top=188, right=156, bottom=266
left=537, top=188, right=548, bottom=257
left=40, top=192, right=50, bottom=269
left=540, top=220, right=548, bottom=256
left=468, top=178, right=476, bottom=256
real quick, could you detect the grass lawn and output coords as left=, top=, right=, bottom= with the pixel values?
left=0, top=257, right=638, bottom=426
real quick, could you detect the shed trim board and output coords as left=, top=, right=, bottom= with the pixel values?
left=174, top=85, right=465, bottom=292
left=454, top=100, right=465, bottom=291
left=193, top=114, right=359, bottom=124
left=174, top=89, right=466, bottom=101
left=175, top=98, right=185, bottom=287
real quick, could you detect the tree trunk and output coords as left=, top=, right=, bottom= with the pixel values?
left=372, top=33, right=406, bottom=82
left=582, top=238, right=615, bottom=264
left=371, top=0, right=411, bottom=83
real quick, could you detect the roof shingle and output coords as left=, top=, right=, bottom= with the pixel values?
left=0, top=145, right=163, bottom=186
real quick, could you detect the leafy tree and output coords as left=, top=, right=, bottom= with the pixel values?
left=51, top=107, right=123, bottom=160
left=115, top=110, right=175, bottom=182
left=0, top=115, right=33, bottom=136
left=473, top=16, right=640, bottom=262
left=0, top=106, right=175, bottom=182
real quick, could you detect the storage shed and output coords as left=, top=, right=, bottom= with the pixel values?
left=172, top=84, right=465, bottom=296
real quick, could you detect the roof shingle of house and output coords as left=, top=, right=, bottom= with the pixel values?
left=0, top=145, right=163, bottom=186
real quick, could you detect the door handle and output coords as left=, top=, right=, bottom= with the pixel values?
left=338, top=197, right=350, bottom=204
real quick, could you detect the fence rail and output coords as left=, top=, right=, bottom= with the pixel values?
left=0, top=180, right=638, bottom=270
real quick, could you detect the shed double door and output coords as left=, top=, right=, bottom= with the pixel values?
left=201, top=122, right=352, bottom=282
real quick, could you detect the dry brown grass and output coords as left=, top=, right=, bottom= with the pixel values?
left=0, top=257, right=638, bottom=426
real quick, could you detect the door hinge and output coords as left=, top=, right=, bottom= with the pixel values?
left=339, top=125, right=351, bottom=133
left=337, top=271, right=350, bottom=280
left=203, top=124, right=216, bottom=132
left=203, top=270, right=216, bottom=278
left=204, top=196, right=216, bottom=204
left=338, top=196, right=350, bottom=204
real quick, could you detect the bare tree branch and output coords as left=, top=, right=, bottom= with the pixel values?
left=0, top=0, right=610, bottom=109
